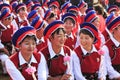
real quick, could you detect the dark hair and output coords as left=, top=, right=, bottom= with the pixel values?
left=70, top=0, right=80, bottom=6
left=94, top=5, right=104, bottom=15
left=68, top=10, right=78, bottom=15
left=79, top=29, right=94, bottom=38
left=94, top=4, right=107, bottom=19
left=51, top=28, right=66, bottom=37
left=49, top=5, right=58, bottom=9
left=64, top=17, right=75, bottom=25
left=19, top=35, right=37, bottom=45
left=48, top=13, right=56, bottom=19
left=18, top=7, right=26, bottom=13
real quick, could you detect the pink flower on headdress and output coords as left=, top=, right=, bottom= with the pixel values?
left=25, top=66, right=36, bottom=75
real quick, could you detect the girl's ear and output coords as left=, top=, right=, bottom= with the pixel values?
left=18, top=45, right=21, bottom=50
left=49, top=35, right=53, bottom=41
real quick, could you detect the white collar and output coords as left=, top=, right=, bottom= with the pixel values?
left=41, top=37, right=45, bottom=42
left=105, top=28, right=113, bottom=38
left=80, top=12, right=86, bottom=16
left=81, top=45, right=97, bottom=55
left=0, top=21, right=7, bottom=30
left=48, top=41, right=65, bottom=59
left=66, top=33, right=74, bottom=39
left=19, top=52, right=37, bottom=65
left=11, top=13, right=17, bottom=18
left=18, top=15, right=23, bottom=22
left=110, top=35, right=120, bottom=47
left=37, top=37, right=45, bottom=44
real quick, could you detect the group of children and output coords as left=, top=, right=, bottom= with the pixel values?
left=0, top=0, right=120, bottom=80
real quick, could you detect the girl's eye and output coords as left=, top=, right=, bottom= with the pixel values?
left=25, top=42, right=29, bottom=45
left=32, top=42, right=36, bottom=45
left=85, top=37, right=89, bottom=39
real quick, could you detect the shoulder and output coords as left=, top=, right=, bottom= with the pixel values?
left=10, top=53, right=19, bottom=60
left=37, top=52, right=47, bottom=62
left=41, top=46, right=48, bottom=52
left=105, top=39, right=113, bottom=45
left=63, top=45, right=71, bottom=56
left=33, top=52, right=41, bottom=63
left=74, top=46, right=81, bottom=53
left=5, top=58, right=14, bottom=67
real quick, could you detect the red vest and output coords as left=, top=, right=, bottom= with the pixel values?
left=41, top=46, right=70, bottom=77
left=64, top=34, right=77, bottom=50
left=10, top=52, right=41, bottom=80
left=37, top=42, right=47, bottom=52
left=74, top=46, right=101, bottom=74
left=77, top=15, right=81, bottom=24
left=0, top=23, right=6, bottom=30
left=36, top=38, right=47, bottom=51
left=15, top=17, right=29, bottom=28
left=1, top=25, right=14, bottom=43
left=105, top=39, right=120, bottom=65
left=80, top=15, right=85, bottom=24
left=102, top=29, right=109, bottom=41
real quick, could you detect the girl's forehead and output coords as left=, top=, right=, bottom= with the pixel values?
left=55, top=29, right=65, bottom=34
left=79, top=32, right=93, bottom=37
left=22, top=36, right=36, bottom=42
left=65, top=18, right=73, bottom=21
left=65, top=19, right=73, bottom=22
left=64, top=18, right=75, bottom=24
left=80, top=33, right=89, bottom=36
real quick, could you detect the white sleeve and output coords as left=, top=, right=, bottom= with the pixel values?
left=102, top=45, right=120, bottom=79
left=38, top=53, right=48, bottom=80
left=5, top=58, right=25, bottom=80
left=0, top=40, right=4, bottom=49
left=98, top=54, right=107, bottom=79
left=100, top=33, right=105, bottom=46
left=11, top=19, right=18, bottom=33
left=72, top=51, right=86, bottom=80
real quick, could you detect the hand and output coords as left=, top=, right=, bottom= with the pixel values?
left=60, top=74, right=71, bottom=80
left=4, top=48, right=10, bottom=56
left=47, top=76, right=61, bottom=80
left=98, top=78, right=104, bottom=80
left=0, top=48, right=10, bottom=56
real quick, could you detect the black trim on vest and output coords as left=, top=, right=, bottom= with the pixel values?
left=111, top=45, right=117, bottom=61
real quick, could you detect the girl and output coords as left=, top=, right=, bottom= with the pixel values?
left=73, top=22, right=106, bottom=80
left=5, top=26, right=47, bottom=80
left=41, top=20, right=74, bottom=80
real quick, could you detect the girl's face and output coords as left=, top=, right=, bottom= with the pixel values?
left=80, top=5, right=88, bottom=13
left=36, top=7, right=44, bottom=17
left=47, top=17, right=56, bottom=24
left=3, top=16, right=13, bottom=26
left=19, top=7, right=27, bottom=17
left=50, top=29, right=66, bottom=48
left=63, top=19, right=74, bottom=34
left=112, top=25, right=120, bottom=41
left=19, top=37, right=36, bottom=55
left=36, top=25, right=46, bottom=39
left=50, top=6, right=59, bottom=14
left=79, top=33, right=94, bottom=50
